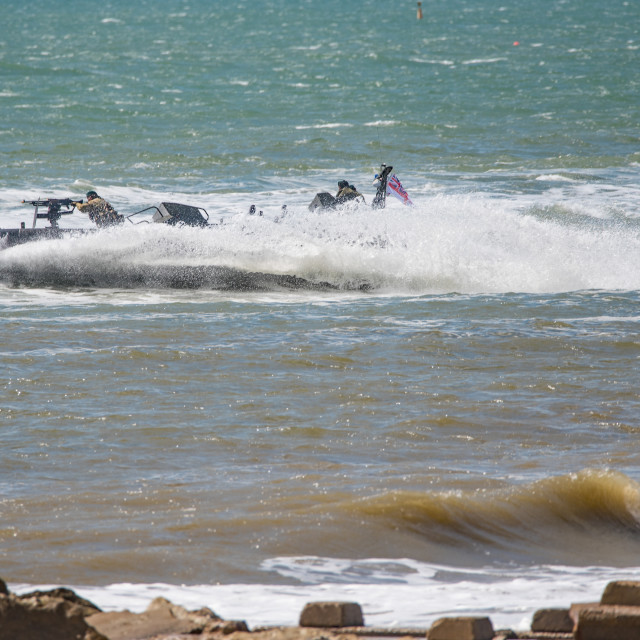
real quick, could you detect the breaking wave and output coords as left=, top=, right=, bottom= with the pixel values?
left=286, top=470, right=640, bottom=567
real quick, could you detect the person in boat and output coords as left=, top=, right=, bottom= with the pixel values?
left=335, top=180, right=365, bottom=204
left=74, top=191, right=124, bottom=227
left=308, top=179, right=367, bottom=212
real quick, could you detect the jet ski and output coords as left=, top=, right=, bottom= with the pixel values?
left=308, top=163, right=395, bottom=212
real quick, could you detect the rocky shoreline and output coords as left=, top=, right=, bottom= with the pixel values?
left=2, top=577, right=640, bottom=640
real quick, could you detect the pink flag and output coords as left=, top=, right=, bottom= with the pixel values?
left=386, top=174, right=413, bottom=206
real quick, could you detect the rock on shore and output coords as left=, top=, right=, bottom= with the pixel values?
left=3, top=576, right=640, bottom=640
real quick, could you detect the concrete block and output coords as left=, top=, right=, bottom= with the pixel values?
left=600, top=580, right=640, bottom=606
left=299, top=601, right=364, bottom=628
left=428, top=616, right=494, bottom=640
left=531, top=607, right=574, bottom=632
left=569, top=602, right=599, bottom=625
left=575, top=604, right=640, bottom=640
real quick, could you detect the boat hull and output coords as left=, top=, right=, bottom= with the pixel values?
left=0, top=227, right=94, bottom=248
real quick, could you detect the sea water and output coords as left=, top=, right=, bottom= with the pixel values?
left=1, top=0, right=640, bottom=632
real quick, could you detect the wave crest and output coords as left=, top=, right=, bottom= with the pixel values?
left=342, top=470, right=640, bottom=565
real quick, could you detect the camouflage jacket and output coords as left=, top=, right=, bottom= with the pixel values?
left=336, top=186, right=364, bottom=203
left=76, top=197, right=123, bottom=227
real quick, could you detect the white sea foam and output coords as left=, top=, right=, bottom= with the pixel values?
left=409, top=57, right=455, bottom=66
left=462, top=57, right=508, bottom=65
left=535, top=174, right=578, bottom=182
left=2, top=186, right=640, bottom=294
left=364, top=120, right=398, bottom=127
left=294, top=123, right=354, bottom=130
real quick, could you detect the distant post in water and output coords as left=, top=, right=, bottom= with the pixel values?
left=417, top=2, right=423, bottom=19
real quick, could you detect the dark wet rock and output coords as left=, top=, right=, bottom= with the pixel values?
left=17, top=586, right=102, bottom=617
left=0, top=591, right=106, bottom=640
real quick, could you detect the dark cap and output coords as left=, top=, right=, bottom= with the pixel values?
left=86, top=190, right=98, bottom=199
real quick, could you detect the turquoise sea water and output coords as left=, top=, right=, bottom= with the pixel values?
left=1, top=0, right=640, bottom=632
left=2, top=0, right=639, bottom=192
